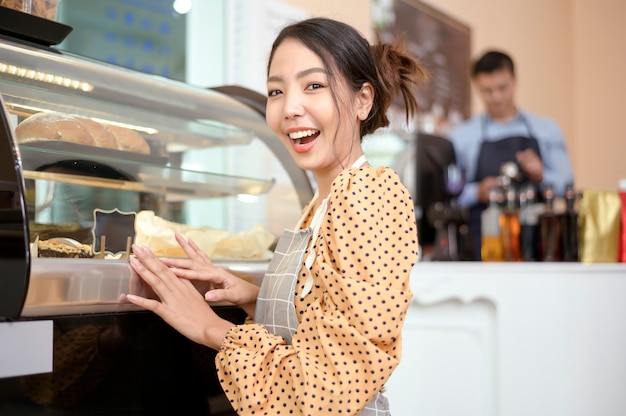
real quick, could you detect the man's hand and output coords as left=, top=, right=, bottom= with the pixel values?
left=478, top=176, right=500, bottom=203
left=516, top=149, right=543, bottom=182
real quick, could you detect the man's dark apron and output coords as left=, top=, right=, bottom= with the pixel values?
left=468, top=115, right=542, bottom=260
left=255, top=156, right=390, bottom=415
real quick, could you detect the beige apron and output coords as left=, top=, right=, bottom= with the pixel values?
left=255, top=156, right=391, bottom=415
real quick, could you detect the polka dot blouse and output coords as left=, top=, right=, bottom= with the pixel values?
left=216, top=166, right=418, bottom=415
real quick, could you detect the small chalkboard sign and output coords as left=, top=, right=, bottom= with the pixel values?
left=91, top=208, right=136, bottom=254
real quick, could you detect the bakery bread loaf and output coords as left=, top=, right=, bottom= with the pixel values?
left=15, top=112, right=95, bottom=146
left=16, top=111, right=151, bottom=155
left=104, top=124, right=151, bottom=155
left=75, top=116, right=117, bottom=149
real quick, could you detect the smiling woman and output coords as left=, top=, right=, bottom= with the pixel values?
left=126, top=17, right=429, bottom=416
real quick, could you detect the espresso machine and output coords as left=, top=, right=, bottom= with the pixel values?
left=427, top=164, right=469, bottom=261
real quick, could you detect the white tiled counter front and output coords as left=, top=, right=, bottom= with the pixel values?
left=386, top=262, right=626, bottom=416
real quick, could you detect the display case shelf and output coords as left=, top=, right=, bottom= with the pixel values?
left=19, top=144, right=275, bottom=200
left=2, top=89, right=257, bottom=152
left=20, top=257, right=270, bottom=318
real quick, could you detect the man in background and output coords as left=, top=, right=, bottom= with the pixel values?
left=449, top=50, right=574, bottom=260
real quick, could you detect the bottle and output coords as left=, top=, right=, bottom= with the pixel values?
left=539, top=184, right=561, bottom=261
left=619, top=180, right=626, bottom=262
left=499, top=186, right=521, bottom=261
left=481, top=186, right=504, bottom=261
left=519, top=184, right=540, bottom=261
left=559, top=183, right=579, bottom=261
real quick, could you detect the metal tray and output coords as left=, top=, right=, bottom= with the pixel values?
left=0, top=6, right=72, bottom=46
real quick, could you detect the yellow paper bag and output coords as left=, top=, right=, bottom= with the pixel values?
left=579, top=189, right=621, bottom=263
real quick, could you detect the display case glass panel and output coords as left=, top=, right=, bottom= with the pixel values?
left=0, top=36, right=313, bottom=317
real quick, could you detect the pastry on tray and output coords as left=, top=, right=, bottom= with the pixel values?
left=36, top=237, right=93, bottom=259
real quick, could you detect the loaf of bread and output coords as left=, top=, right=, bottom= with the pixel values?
left=104, top=124, right=151, bottom=155
left=16, top=112, right=95, bottom=146
left=75, top=116, right=117, bottom=149
left=16, top=111, right=151, bottom=155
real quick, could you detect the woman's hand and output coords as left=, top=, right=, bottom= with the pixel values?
left=129, top=260, right=158, bottom=300
left=159, top=232, right=260, bottom=318
left=124, top=244, right=233, bottom=350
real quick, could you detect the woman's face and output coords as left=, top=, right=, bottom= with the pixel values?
left=266, top=38, right=362, bottom=176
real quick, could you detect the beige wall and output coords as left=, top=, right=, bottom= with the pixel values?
left=283, top=0, right=371, bottom=35
left=284, top=0, right=626, bottom=190
left=572, top=0, right=626, bottom=190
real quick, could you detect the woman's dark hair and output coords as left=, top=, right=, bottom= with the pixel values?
left=267, top=17, right=428, bottom=139
left=472, top=50, right=515, bottom=77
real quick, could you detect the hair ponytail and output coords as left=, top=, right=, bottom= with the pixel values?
left=364, top=38, right=429, bottom=136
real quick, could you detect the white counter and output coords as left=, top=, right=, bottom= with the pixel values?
left=386, top=262, right=626, bottom=416
left=0, top=320, right=53, bottom=378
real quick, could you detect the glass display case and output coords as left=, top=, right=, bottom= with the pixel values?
left=0, top=34, right=313, bottom=320
left=0, top=31, right=313, bottom=415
